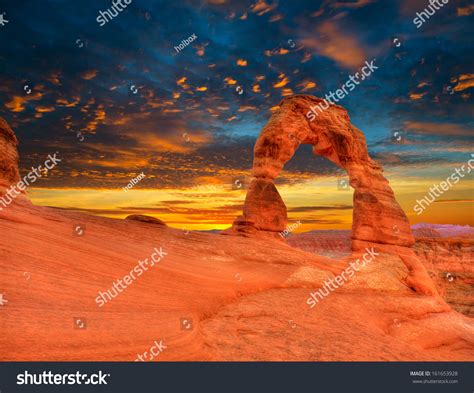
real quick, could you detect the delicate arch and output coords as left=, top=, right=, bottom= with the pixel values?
left=225, top=95, right=414, bottom=249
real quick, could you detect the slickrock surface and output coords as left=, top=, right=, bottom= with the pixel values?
left=1, top=114, right=472, bottom=361
left=286, top=230, right=352, bottom=258
left=1, top=200, right=473, bottom=361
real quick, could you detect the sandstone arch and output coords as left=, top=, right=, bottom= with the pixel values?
left=227, top=95, right=413, bottom=245
left=225, top=95, right=437, bottom=295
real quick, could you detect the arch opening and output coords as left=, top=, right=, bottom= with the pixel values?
left=279, top=147, right=354, bottom=258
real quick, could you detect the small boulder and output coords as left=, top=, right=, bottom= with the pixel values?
left=125, top=215, right=167, bottom=226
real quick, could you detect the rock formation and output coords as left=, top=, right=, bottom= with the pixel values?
left=414, top=236, right=474, bottom=317
left=225, top=95, right=437, bottom=295
left=413, top=223, right=474, bottom=238
left=226, top=95, right=412, bottom=244
left=287, top=226, right=474, bottom=317
left=0, top=117, right=20, bottom=190
left=125, top=214, right=168, bottom=226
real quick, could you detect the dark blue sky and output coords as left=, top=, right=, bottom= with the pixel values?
left=0, top=0, right=473, bottom=189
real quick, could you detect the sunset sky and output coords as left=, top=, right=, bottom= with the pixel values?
left=0, top=0, right=473, bottom=231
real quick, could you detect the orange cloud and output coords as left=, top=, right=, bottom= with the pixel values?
left=453, top=74, right=474, bottom=92
left=249, top=0, right=277, bottom=16
left=237, top=59, right=247, bottom=66
left=36, top=106, right=55, bottom=113
left=404, top=121, right=473, bottom=136
left=298, top=81, right=317, bottom=91
left=300, top=21, right=367, bottom=69
left=134, top=134, right=191, bottom=153
left=238, top=105, right=257, bottom=112
left=95, top=108, right=106, bottom=121
left=273, top=74, right=289, bottom=88
left=332, top=0, right=375, bottom=9
left=264, top=48, right=289, bottom=56
left=57, top=97, right=80, bottom=107
left=47, top=71, right=61, bottom=85
left=177, top=77, right=190, bottom=89
left=83, top=107, right=106, bottom=132
left=81, top=70, right=98, bottom=80
left=5, top=91, right=43, bottom=112
left=435, top=199, right=474, bottom=204
left=457, top=4, right=474, bottom=16
left=409, top=92, right=426, bottom=100
left=269, top=14, right=283, bottom=22
left=224, top=77, right=237, bottom=85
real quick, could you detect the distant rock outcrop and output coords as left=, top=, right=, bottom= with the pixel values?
left=414, top=236, right=474, bottom=317
left=225, top=95, right=437, bottom=295
left=413, top=223, right=474, bottom=238
left=125, top=215, right=167, bottom=226
left=0, top=117, right=20, bottom=189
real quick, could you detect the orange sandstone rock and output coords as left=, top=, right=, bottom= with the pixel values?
left=125, top=215, right=168, bottom=226
left=0, top=117, right=20, bottom=189
left=227, top=95, right=414, bottom=247
left=226, top=95, right=437, bottom=295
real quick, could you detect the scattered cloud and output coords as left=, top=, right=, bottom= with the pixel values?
left=249, top=0, right=278, bottom=16
left=80, top=70, right=98, bottom=80
left=300, top=21, right=367, bottom=69
left=453, top=74, right=474, bottom=92
left=404, top=121, right=473, bottom=137
left=457, top=4, right=474, bottom=16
